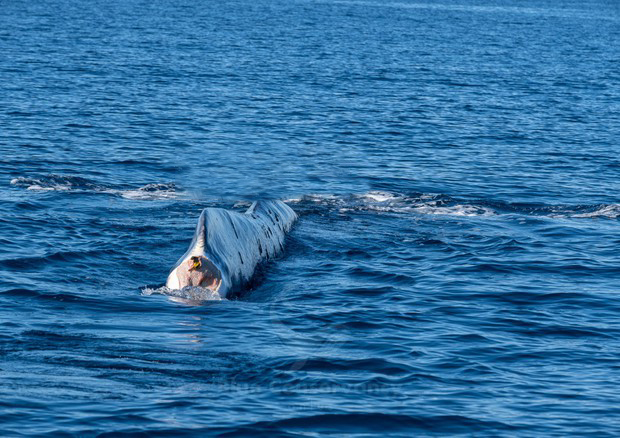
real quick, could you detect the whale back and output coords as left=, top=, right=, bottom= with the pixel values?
left=169, top=200, right=296, bottom=297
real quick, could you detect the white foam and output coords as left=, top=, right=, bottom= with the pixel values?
left=289, top=191, right=496, bottom=217
left=357, top=191, right=401, bottom=203
left=26, top=185, right=57, bottom=191
left=120, top=190, right=178, bottom=200
left=283, top=197, right=302, bottom=203
left=11, top=177, right=70, bottom=191
left=305, top=193, right=341, bottom=202
left=119, top=183, right=179, bottom=200
left=142, top=286, right=222, bottom=303
left=571, top=204, right=620, bottom=219
left=356, top=201, right=495, bottom=217
left=411, top=204, right=496, bottom=217
left=12, top=176, right=180, bottom=200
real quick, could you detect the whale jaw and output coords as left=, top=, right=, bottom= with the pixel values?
left=165, top=255, right=222, bottom=292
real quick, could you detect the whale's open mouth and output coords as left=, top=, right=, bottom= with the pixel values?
left=168, top=255, right=222, bottom=291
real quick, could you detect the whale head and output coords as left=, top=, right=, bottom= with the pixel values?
left=165, top=209, right=223, bottom=292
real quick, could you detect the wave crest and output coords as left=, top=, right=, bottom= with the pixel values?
left=287, top=191, right=495, bottom=217
left=10, top=175, right=103, bottom=191
left=570, top=204, right=620, bottom=219
left=11, top=174, right=180, bottom=200
left=288, top=191, right=620, bottom=220
left=142, top=286, right=222, bottom=304
left=120, top=183, right=178, bottom=200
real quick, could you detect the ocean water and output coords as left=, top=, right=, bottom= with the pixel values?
left=1, top=0, right=619, bottom=435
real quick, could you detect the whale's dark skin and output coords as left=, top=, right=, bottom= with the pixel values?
left=166, top=200, right=297, bottom=298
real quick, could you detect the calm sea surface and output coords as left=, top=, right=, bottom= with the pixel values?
left=1, top=0, right=620, bottom=435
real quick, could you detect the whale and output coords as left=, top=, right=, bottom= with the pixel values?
left=166, top=200, right=297, bottom=299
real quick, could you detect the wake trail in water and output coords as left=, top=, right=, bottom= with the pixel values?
left=10, top=175, right=179, bottom=200
left=569, top=204, right=620, bottom=219
left=286, top=192, right=495, bottom=217
left=11, top=176, right=619, bottom=219
left=288, top=191, right=620, bottom=219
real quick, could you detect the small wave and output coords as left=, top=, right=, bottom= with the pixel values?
left=0, top=288, right=108, bottom=307
left=142, top=286, right=222, bottom=304
left=120, top=183, right=179, bottom=200
left=221, top=412, right=515, bottom=435
left=286, top=193, right=342, bottom=204
left=355, top=191, right=402, bottom=203
left=289, top=191, right=620, bottom=220
left=570, top=204, right=620, bottom=219
left=288, top=191, right=495, bottom=217
left=11, top=174, right=180, bottom=200
left=0, top=248, right=118, bottom=270
left=10, top=175, right=103, bottom=192
left=407, top=203, right=495, bottom=217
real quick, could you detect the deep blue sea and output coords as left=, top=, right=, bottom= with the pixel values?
left=1, top=0, right=620, bottom=436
